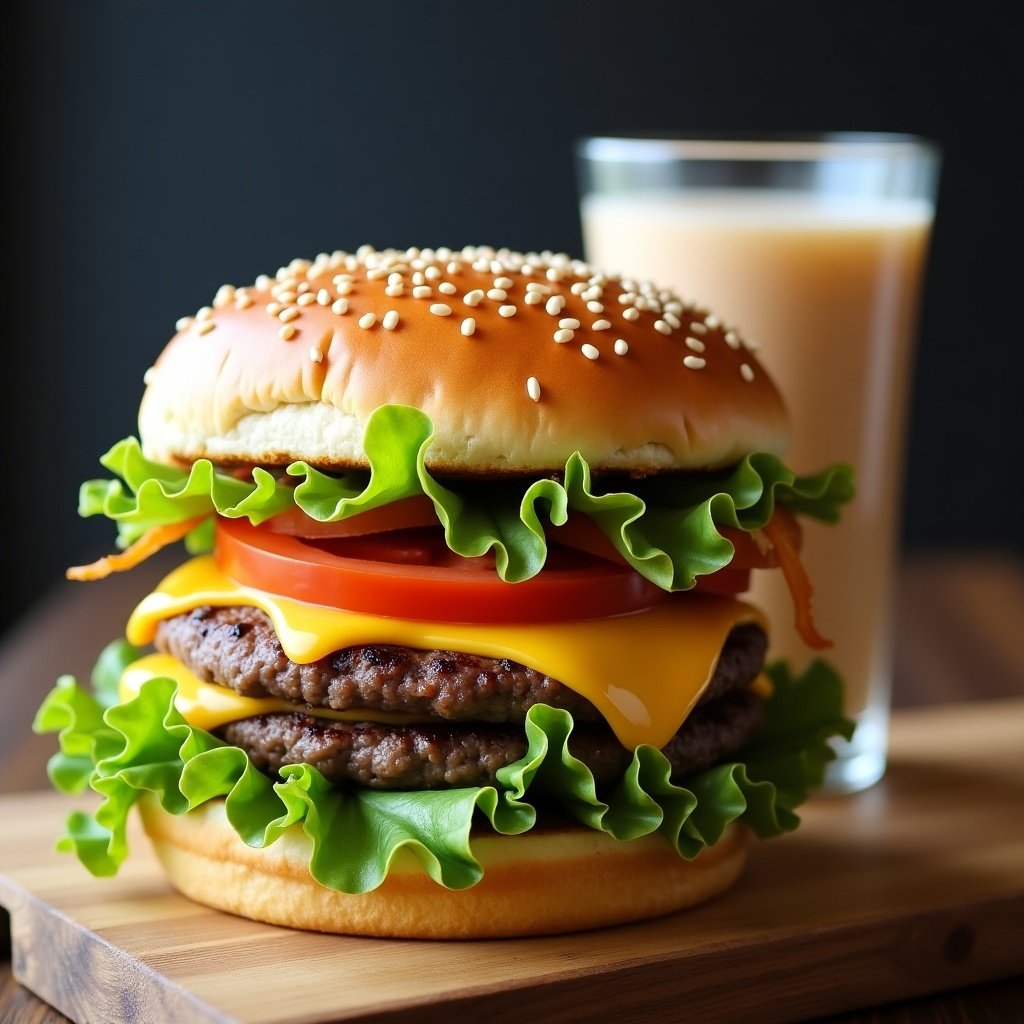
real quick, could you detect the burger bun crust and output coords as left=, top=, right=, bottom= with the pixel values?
left=139, top=247, right=788, bottom=476
left=139, top=796, right=750, bottom=939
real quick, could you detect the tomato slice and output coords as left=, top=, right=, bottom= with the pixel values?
left=265, top=496, right=439, bottom=539
left=552, top=507, right=800, bottom=594
left=214, top=517, right=668, bottom=624
left=691, top=566, right=751, bottom=596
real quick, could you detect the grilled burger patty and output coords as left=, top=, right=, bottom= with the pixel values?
left=218, top=689, right=764, bottom=789
left=154, top=606, right=768, bottom=722
left=153, top=605, right=768, bottom=790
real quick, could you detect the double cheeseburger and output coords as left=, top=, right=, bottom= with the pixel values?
left=36, top=245, right=852, bottom=938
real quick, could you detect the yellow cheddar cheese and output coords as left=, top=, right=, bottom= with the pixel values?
left=126, top=556, right=765, bottom=749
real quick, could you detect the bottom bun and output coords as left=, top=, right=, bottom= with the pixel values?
left=138, top=796, right=751, bottom=939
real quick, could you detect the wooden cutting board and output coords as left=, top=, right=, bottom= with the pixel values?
left=2, top=699, right=1022, bottom=1024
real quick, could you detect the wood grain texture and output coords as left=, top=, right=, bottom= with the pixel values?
left=2, top=554, right=1022, bottom=1022
left=1, top=698, right=1022, bottom=1024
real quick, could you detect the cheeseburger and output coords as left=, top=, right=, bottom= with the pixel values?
left=36, top=245, right=853, bottom=938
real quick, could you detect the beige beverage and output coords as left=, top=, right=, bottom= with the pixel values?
left=582, top=191, right=934, bottom=784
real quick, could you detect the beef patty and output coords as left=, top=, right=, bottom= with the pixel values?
left=219, top=689, right=764, bottom=789
left=154, top=606, right=767, bottom=723
left=153, top=605, right=768, bottom=790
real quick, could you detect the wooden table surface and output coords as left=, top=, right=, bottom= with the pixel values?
left=1, top=550, right=1022, bottom=1023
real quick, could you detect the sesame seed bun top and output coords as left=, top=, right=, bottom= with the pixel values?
left=139, top=245, right=789, bottom=475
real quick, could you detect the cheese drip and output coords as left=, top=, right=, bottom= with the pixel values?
left=126, top=557, right=765, bottom=749
left=120, top=654, right=431, bottom=732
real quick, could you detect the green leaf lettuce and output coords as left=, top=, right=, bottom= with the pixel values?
left=34, top=658, right=853, bottom=892
left=79, top=405, right=853, bottom=587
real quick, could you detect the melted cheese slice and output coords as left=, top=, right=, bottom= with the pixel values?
left=120, top=654, right=431, bottom=732
left=126, top=556, right=765, bottom=750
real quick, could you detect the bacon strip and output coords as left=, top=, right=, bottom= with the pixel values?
left=66, top=516, right=207, bottom=581
left=760, top=513, right=833, bottom=650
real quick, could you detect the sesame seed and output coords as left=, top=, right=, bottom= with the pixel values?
left=279, top=324, right=296, bottom=340
left=335, top=281, right=354, bottom=296
left=412, top=285, right=432, bottom=299
left=487, top=288, right=507, bottom=301
left=383, top=310, right=400, bottom=330
left=690, top=321, right=708, bottom=334
left=581, top=343, right=600, bottom=360
left=526, top=282, right=551, bottom=294
left=494, top=276, right=513, bottom=289
left=446, top=261, right=461, bottom=275
left=213, top=285, right=235, bottom=308
left=266, top=302, right=282, bottom=316
left=412, top=271, right=426, bottom=286
left=498, top=305, right=517, bottom=317
left=386, top=273, right=403, bottom=287
left=683, top=355, right=706, bottom=370
left=461, top=317, right=476, bottom=337
left=175, top=316, right=193, bottom=332
left=430, top=303, right=452, bottom=317
left=664, top=312, right=681, bottom=329
left=724, top=330, right=741, bottom=349
left=279, top=307, right=300, bottom=322
left=685, top=336, right=706, bottom=353
left=196, top=306, right=214, bottom=321
left=614, top=339, right=629, bottom=356
left=545, top=296, right=565, bottom=315
left=558, top=317, right=581, bottom=330
left=425, top=266, right=441, bottom=281
left=525, top=291, right=544, bottom=305
left=740, top=363, right=755, bottom=382
left=618, top=293, right=635, bottom=305
left=622, top=307, right=640, bottom=322
left=570, top=282, right=587, bottom=295
left=309, top=346, right=323, bottom=363
left=591, top=319, right=611, bottom=331
left=464, top=289, right=484, bottom=306
left=197, top=320, right=216, bottom=335
left=296, top=282, right=312, bottom=294
left=705, top=314, right=721, bottom=329
left=358, top=312, right=376, bottom=329
left=587, top=301, right=604, bottom=313
left=744, top=338, right=761, bottom=351
left=276, top=290, right=297, bottom=304
left=546, top=267, right=564, bottom=282
left=526, top=376, right=541, bottom=401
left=554, top=328, right=574, bottom=343
left=332, top=298, right=349, bottom=315
left=316, top=289, right=332, bottom=306
left=255, top=274, right=272, bottom=290
left=297, top=293, right=316, bottom=306
left=366, top=268, right=389, bottom=280
left=143, top=367, right=157, bottom=385
left=384, top=284, right=404, bottom=297
left=438, top=281, right=457, bottom=295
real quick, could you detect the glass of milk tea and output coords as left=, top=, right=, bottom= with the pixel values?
left=577, top=134, right=940, bottom=793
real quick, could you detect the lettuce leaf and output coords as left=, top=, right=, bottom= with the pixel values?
left=79, top=405, right=853, bottom=587
left=33, top=658, right=852, bottom=892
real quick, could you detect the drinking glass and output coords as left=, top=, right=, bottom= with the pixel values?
left=577, top=133, right=940, bottom=793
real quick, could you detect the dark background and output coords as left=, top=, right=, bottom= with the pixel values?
left=4, top=1, right=1022, bottom=639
